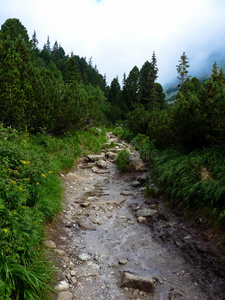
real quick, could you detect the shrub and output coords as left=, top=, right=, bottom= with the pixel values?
left=115, top=150, right=130, bottom=172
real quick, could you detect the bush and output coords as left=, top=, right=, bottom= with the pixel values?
left=115, top=150, right=130, bottom=172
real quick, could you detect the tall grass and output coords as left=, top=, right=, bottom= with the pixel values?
left=0, top=125, right=107, bottom=299
left=151, top=146, right=225, bottom=227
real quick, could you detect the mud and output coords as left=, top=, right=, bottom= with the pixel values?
left=46, top=133, right=225, bottom=300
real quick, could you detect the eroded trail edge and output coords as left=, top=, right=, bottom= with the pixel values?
left=46, top=132, right=225, bottom=300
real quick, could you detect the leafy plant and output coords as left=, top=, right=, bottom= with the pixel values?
left=115, top=150, right=130, bottom=172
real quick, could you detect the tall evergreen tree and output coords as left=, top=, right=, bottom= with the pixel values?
left=176, top=52, right=191, bottom=91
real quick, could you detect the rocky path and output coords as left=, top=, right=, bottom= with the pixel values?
left=46, top=133, right=225, bottom=300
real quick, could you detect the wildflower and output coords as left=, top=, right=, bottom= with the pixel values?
left=11, top=180, right=16, bottom=185
left=24, top=178, right=30, bottom=181
left=36, top=182, right=40, bottom=185
left=33, top=222, right=37, bottom=224
left=19, top=187, right=24, bottom=191
left=13, top=211, right=17, bottom=214
left=20, top=160, right=30, bottom=165
left=22, top=206, right=26, bottom=209
left=48, top=171, right=53, bottom=174
left=3, top=228, right=7, bottom=233
left=41, top=173, right=46, bottom=178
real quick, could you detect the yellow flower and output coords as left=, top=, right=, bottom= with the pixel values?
left=36, top=182, right=40, bottom=185
left=22, top=206, right=26, bottom=209
left=48, top=171, right=53, bottom=174
left=41, top=173, right=46, bottom=178
left=33, top=222, right=37, bottom=224
left=24, top=178, right=30, bottom=181
left=19, top=187, right=24, bottom=191
left=11, top=180, right=16, bottom=185
left=20, top=160, right=30, bottom=165
left=3, top=228, right=7, bottom=233
left=13, top=211, right=17, bottom=214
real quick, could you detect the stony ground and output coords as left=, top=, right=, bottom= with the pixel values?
left=46, top=133, right=225, bottom=300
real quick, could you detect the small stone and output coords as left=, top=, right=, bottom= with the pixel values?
left=106, top=151, right=117, bottom=160
left=71, top=270, right=77, bottom=276
left=80, top=202, right=91, bottom=208
left=78, top=253, right=92, bottom=262
left=71, top=277, right=77, bottom=283
left=87, top=154, right=105, bottom=161
left=121, top=191, right=133, bottom=196
left=136, top=208, right=158, bottom=217
left=57, top=291, right=73, bottom=300
left=96, top=160, right=107, bottom=168
left=44, top=240, right=56, bottom=249
left=121, top=272, right=156, bottom=293
left=119, top=259, right=128, bottom=265
left=78, top=221, right=96, bottom=230
left=138, top=216, right=146, bottom=223
left=184, top=235, right=192, bottom=240
left=54, top=249, right=66, bottom=256
left=55, top=280, right=70, bottom=291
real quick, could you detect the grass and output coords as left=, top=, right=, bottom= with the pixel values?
left=151, top=146, right=225, bottom=228
left=0, top=125, right=107, bottom=299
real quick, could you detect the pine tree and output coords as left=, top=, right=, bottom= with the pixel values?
left=176, top=52, right=191, bottom=91
left=32, top=30, right=39, bottom=50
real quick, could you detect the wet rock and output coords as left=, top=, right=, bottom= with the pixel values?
left=78, top=220, right=96, bottom=230
left=96, top=159, right=107, bottom=168
left=128, top=159, right=147, bottom=172
left=138, top=216, right=146, bottom=223
left=87, top=261, right=100, bottom=269
left=80, top=202, right=91, bottom=208
left=87, top=154, right=105, bottom=161
left=54, top=249, right=66, bottom=256
left=57, top=291, right=73, bottom=300
left=92, top=167, right=110, bottom=174
left=55, top=280, right=70, bottom=291
left=44, top=240, right=56, bottom=249
left=121, top=191, right=133, bottom=196
left=106, top=151, right=117, bottom=160
left=78, top=253, right=92, bottom=262
left=121, top=272, right=156, bottom=293
left=136, top=208, right=158, bottom=217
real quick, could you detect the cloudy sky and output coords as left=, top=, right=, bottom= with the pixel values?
left=1, top=0, right=225, bottom=87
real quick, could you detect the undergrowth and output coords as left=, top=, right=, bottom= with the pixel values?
left=0, top=125, right=107, bottom=299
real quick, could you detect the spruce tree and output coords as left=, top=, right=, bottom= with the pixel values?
left=176, top=52, right=191, bottom=91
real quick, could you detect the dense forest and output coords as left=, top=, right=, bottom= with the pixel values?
left=0, top=18, right=225, bottom=299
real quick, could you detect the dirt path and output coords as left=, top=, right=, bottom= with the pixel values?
left=46, top=133, right=225, bottom=300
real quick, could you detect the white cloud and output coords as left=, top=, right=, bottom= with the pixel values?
left=1, top=0, right=225, bottom=86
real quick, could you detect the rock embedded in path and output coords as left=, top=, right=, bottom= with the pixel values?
left=87, top=154, right=105, bottom=161
left=57, top=291, right=73, bottom=300
left=55, top=280, right=70, bottom=291
left=80, top=202, right=91, bottom=208
left=121, top=272, right=156, bottom=293
left=78, top=253, right=92, bottom=262
left=106, top=151, right=117, bottom=160
left=121, top=191, right=134, bottom=196
left=131, top=181, right=141, bottom=187
left=138, top=216, right=146, bottom=223
left=92, top=167, right=110, bottom=174
left=54, top=249, right=66, bottom=256
left=44, top=240, right=56, bottom=249
left=136, top=208, right=158, bottom=217
left=96, top=159, right=107, bottom=168
left=128, top=159, right=147, bottom=172
left=78, top=220, right=96, bottom=230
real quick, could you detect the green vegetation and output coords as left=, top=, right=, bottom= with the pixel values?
left=115, top=149, right=130, bottom=172
left=0, top=125, right=106, bottom=299
left=1, top=16, right=225, bottom=298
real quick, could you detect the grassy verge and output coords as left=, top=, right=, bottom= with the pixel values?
left=122, top=133, right=225, bottom=231
left=0, top=125, right=107, bottom=299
